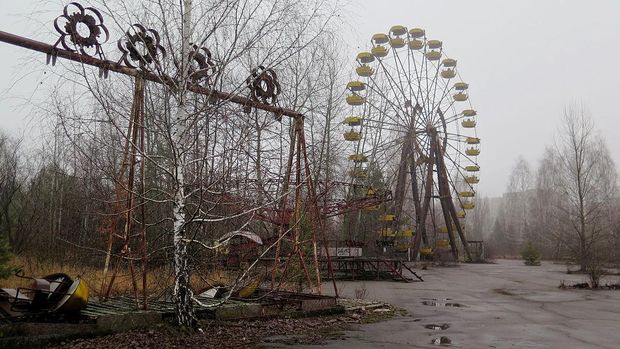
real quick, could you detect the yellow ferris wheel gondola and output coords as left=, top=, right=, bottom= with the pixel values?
left=465, top=165, right=480, bottom=172
left=465, top=147, right=480, bottom=156
left=357, top=52, right=374, bottom=64
left=343, top=116, right=362, bottom=126
left=356, top=65, right=374, bottom=77
left=347, top=81, right=366, bottom=92
left=346, top=94, right=365, bottom=106
left=343, top=130, right=362, bottom=141
left=462, top=119, right=476, bottom=128
left=371, top=46, right=389, bottom=58
left=349, top=154, right=368, bottom=163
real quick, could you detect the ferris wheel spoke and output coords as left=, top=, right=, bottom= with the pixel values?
left=431, top=95, right=459, bottom=127
left=443, top=150, right=475, bottom=201
left=391, top=49, right=411, bottom=110
left=422, top=50, right=442, bottom=126
left=429, top=83, right=454, bottom=124
left=443, top=112, right=466, bottom=125
left=374, top=147, right=407, bottom=181
left=362, top=91, right=409, bottom=127
left=374, top=58, right=412, bottom=119
left=445, top=141, right=479, bottom=172
left=428, top=59, right=444, bottom=118
left=362, top=75, right=407, bottom=118
left=393, top=48, right=422, bottom=115
left=371, top=136, right=407, bottom=154
left=419, top=136, right=432, bottom=160
left=363, top=115, right=411, bottom=130
left=367, top=131, right=403, bottom=161
left=426, top=77, right=449, bottom=128
left=443, top=132, right=470, bottom=142
left=363, top=122, right=409, bottom=135
left=422, top=46, right=433, bottom=127
left=407, top=41, right=425, bottom=119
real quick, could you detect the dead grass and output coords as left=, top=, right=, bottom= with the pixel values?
left=0, top=256, right=214, bottom=299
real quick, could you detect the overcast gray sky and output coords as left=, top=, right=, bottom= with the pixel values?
left=1, top=1, right=619, bottom=197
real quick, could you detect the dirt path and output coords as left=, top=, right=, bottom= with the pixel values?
left=297, top=259, right=620, bottom=349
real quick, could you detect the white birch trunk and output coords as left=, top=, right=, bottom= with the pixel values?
left=172, top=0, right=195, bottom=327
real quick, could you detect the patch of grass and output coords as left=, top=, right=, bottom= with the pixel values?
left=360, top=307, right=398, bottom=324
left=0, top=256, right=187, bottom=298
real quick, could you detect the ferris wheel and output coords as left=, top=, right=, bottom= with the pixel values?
left=343, top=25, right=480, bottom=260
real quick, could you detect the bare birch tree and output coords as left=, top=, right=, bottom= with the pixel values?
left=506, top=156, right=532, bottom=248
left=554, top=105, right=618, bottom=273
left=528, top=147, right=559, bottom=257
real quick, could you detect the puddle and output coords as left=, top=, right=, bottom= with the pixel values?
left=422, top=301, right=466, bottom=308
left=431, top=336, right=452, bottom=346
left=425, top=323, right=450, bottom=330
left=493, top=288, right=515, bottom=296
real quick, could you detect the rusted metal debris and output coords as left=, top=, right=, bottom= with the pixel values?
left=0, top=272, right=89, bottom=321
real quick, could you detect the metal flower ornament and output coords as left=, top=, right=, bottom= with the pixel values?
left=117, top=24, right=167, bottom=71
left=53, top=2, right=109, bottom=58
left=187, top=45, right=217, bottom=84
left=247, top=66, right=281, bottom=106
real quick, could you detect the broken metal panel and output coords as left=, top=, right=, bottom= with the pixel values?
left=0, top=273, right=89, bottom=321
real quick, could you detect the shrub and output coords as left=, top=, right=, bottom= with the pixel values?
left=520, top=241, right=541, bottom=266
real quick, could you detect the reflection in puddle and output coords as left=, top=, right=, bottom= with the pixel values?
left=425, top=323, right=450, bottom=330
left=422, top=300, right=466, bottom=307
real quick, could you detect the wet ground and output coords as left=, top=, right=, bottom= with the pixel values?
left=293, top=259, right=620, bottom=349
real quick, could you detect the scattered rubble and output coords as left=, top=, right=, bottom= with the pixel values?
left=42, top=298, right=400, bottom=349
left=559, top=281, right=620, bottom=290
left=431, top=336, right=452, bottom=345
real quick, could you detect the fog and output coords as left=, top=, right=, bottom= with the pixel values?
left=1, top=0, right=619, bottom=196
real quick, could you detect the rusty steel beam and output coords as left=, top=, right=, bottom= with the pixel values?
left=0, top=30, right=303, bottom=119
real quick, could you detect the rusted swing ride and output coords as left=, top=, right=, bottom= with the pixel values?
left=0, top=2, right=393, bottom=318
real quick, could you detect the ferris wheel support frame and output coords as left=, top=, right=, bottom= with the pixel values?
left=391, top=128, right=414, bottom=230
left=410, top=134, right=436, bottom=260
left=431, top=128, right=472, bottom=260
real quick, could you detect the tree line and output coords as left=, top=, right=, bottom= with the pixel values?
left=486, top=105, right=619, bottom=277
